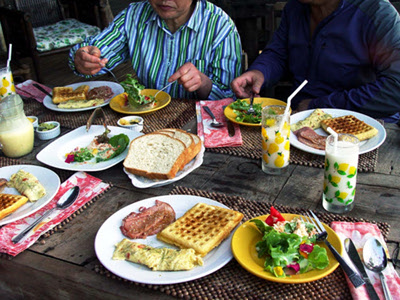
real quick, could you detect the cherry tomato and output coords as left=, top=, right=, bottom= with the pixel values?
left=265, top=206, right=285, bottom=226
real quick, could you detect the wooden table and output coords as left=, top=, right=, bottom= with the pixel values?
left=0, top=107, right=399, bottom=299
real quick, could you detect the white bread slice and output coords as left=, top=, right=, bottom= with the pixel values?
left=157, top=129, right=195, bottom=168
left=159, top=129, right=202, bottom=166
left=123, top=133, right=187, bottom=179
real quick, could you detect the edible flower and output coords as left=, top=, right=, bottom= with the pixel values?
left=286, top=263, right=300, bottom=273
left=273, top=266, right=285, bottom=278
left=65, top=154, right=74, bottom=163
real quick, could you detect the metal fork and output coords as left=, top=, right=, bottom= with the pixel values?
left=302, top=210, right=365, bottom=288
left=79, top=49, right=119, bottom=83
left=246, top=92, right=255, bottom=115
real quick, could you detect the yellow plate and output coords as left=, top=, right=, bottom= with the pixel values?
left=109, top=89, right=171, bottom=114
left=224, top=98, right=287, bottom=126
left=231, top=213, right=342, bottom=284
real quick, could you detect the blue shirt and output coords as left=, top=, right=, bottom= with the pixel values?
left=68, top=0, right=242, bottom=100
left=250, top=0, right=400, bottom=122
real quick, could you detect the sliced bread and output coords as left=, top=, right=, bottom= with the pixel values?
left=123, top=133, right=187, bottom=179
left=159, top=129, right=202, bottom=166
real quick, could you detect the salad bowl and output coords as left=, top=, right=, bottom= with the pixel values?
left=231, top=213, right=342, bottom=283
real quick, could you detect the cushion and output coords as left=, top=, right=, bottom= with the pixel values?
left=33, top=19, right=100, bottom=52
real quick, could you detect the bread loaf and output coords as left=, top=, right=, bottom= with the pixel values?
left=123, top=133, right=187, bottom=179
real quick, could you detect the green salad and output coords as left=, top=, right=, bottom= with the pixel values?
left=120, top=74, right=155, bottom=106
left=229, top=99, right=262, bottom=123
left=251, top=207, right=329, bottom=278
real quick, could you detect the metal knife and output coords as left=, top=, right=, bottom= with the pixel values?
left=33, top=83, right=52, bottom=98
left=222, top=105, right=235, bottom=137
left=345, top=238, right=380, bottom=299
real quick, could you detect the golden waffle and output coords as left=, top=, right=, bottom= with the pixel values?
left=52, top=86, right=87, bottom=104
left=0, top=193, right=28, bottom=220
left=320, top=115, right=378, bottom=141
left=157, top=203, right=243, bottom=257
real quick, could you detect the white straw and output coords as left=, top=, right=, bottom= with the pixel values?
left=6, top=44, right=12, bottom=69
left=279, top=79, right=308, bottom=132
left=327, top=127, right=338, bottom=153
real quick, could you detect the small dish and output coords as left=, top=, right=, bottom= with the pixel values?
left=117, top=116, right=144, bottom=132
left=36, top=121, right=60, bottom=140
left=27, top=116, right=38, bottom=127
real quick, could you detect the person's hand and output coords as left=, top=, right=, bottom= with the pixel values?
left=74, top=46, right=108, bottom=75
left=296, top=99, right=312, bottom=112
left=231, top=70, right=264, bottom=98
left=168, top=62, right=212, bottom=99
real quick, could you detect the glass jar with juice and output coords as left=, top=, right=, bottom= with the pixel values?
left=0, top=94, right=34, bottom=157
left=261, top=105, right=290, bottom=175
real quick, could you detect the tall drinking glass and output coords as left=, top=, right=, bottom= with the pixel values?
left=0, top=66, right=16, bottom=100
left=261, top=105, right=290, bottom=175
left=322, top=134, right=360, bottom=213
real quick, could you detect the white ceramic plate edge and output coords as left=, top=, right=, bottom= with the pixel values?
left=36, top=125, right=143, bottom=172
left=94, top=195, right=234, bottom=285
left=43, top=81, right=123, bottom=112
left=124, top=144, right=205, bottom=188
left=0, top=165, right=60, bottom=226
left=289, top=109, right=386, bottom=155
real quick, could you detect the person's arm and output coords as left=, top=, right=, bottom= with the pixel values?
left=68, top=9, right=130, bottom=78
left=308, top=3, right=400, bottom=119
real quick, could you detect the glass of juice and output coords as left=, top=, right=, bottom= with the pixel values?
left=0, top=66, right=16, bottom=100
left=261, top=105, right=290, bottom=175
left=322, top=134, right=360, bottom=213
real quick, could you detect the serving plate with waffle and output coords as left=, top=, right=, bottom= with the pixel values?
left=290, top=109, right=386, bottom=155
left=95, top=195, right=238, bottom=284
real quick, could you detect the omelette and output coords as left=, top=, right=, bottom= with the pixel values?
left=112, top=239, right=203, bottom=271
left=8, top=170, right=46, bottom=202
left=290, top=108, right=333, bottom=132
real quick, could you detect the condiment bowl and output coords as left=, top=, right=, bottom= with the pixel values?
left=27, top=116, right=38, bottom=128
left=117, top=116, right=144, bottom=132
left=36, top=121, right=61, bottom=140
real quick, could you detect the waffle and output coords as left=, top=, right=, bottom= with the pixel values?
left=0, top=193, right=28, bottom=220
left=320, top=115, right=378, bottom=141
left=157, top=203, right=243, bottom=257
left=52, top=86, right=87, bottom=104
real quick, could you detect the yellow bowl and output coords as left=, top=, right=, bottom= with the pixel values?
left=231, top=213, right=342, bottom=283
left=224, top=98, right=288, bottom=126
left=109, top=89, right=171, bottom=114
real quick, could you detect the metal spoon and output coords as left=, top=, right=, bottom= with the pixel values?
left=203, top=106, right=224, bottom=128
left=363, top=237, right=393, bottom=300
left=11, top=186, right=80, bottom=244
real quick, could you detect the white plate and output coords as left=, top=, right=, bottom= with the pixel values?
left=36, top=125, right=142, bottom=172
left=43, top=81, right=124, bottom=112
left=0, top=165, right=60, bottom=226
left=123, top=144, right=205, bottom=188
left=94, top=195, right=235, bottom=285
left=290, top=109, right=387, bottom=155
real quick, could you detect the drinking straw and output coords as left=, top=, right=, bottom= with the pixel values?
left=278, top=79, right=308, bottom=132
left=6, top=44, right=12, bottom=69
left=327, top=127, right=338, bottom=153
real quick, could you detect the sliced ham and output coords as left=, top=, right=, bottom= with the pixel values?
left=120, top=200, right=176, bottom=239
left=294, top=126, right=327, bottom=150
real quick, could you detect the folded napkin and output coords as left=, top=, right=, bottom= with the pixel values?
left=196, top=98, right=242, bottom=148
left=0, top=172, right=110, bottom=256
left=16, top=79, right=52, bottom=103
left=331, top=222, right=400, bottom=300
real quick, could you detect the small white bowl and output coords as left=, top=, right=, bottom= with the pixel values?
left=36, top=121, right=60, bottom=140
left=117, top=116, right=144, bottom=132
left=27, top=116, right=38, bottom=128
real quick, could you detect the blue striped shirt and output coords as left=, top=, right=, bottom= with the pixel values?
left=68, top=0, right=242, bottom=100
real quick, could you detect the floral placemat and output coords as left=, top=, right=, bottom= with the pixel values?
left=95, top=186, right=390, bottom=300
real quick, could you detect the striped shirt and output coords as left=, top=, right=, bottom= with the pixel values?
left=68, top=0, right=242, bottom=100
